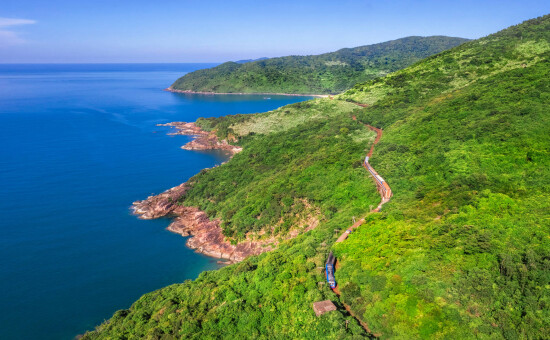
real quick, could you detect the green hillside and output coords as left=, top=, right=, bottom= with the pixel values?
left=170, top=36, right=469, bottom=95
left=84, top=15, right=550, bottom=339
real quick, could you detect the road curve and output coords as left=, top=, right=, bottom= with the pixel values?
left=335, top=117, right=392, bottom=244
left=329, top=112, right=393, bottom=337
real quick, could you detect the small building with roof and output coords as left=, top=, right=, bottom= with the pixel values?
left=312, top=300, right=337, bottom=317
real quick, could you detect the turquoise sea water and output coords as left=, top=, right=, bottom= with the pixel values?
left=0, top=64, right=312, bottom=339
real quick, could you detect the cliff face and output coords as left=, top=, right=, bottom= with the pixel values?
left=132, top=180, right=320, bottom=263
left=167, top=208, right=273, bottom=262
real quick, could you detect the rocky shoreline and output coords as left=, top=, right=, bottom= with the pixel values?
left=158, top=121, right=243, bottom=154
left=132, top=185, right=274, bottom=263
left=164, top=87, right=329, bottom=98
left=133, top=121, right=321, bottom=263
left=133, top=122, right=270, bottom=263
left=132, top=180, right=320, bottom=263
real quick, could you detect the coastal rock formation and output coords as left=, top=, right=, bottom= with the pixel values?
left=133, top=184, right=319, bottom=263
left=132, top=182, right=188, bottom=219
left=133, top=191, right=273, bottom=263
left=133, top=122, right=273, bottom=262
left=166, top=208, right=273, bottom=262
left=158, top=122, right=242, bottom=154
left=132, top=181, right=320, bottom=263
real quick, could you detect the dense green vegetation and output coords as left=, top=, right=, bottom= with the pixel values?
left=171, top=36, right=468, bottom=95
left=85, top=15, right=550, bottom=339
left=83, top=227, right=370, bottom=339
left=335, top=15, right=550, bottom=338
left=187, top=99, right=377, bottom=240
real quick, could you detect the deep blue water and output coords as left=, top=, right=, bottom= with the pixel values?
left=0, top=64, right=312, bottom=340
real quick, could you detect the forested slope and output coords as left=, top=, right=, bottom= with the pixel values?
left=84, top=15, right=550, bottom=339
left=335, top=14, right=550, bottom=338
left=170, top=36, right=468, bottom=95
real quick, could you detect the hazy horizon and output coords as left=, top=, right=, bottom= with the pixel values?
left=1, top=0, right=549, bottom=63
left=0, top=35, right=470, bottom=64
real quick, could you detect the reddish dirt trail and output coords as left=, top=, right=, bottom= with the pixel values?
left=365, top=125, right=383, bottom=158
left=335, top=218, right=366, bottom=243
left=334, top=112, right=391, bottom=244
left=328, top=102, right=392, bottom=336
left=351, top=115, right=383, bottom=157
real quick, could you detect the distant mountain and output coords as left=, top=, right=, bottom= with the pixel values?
left=170, top=36, right=469, bottom=95
left=234, top=57, right=268, bottom=64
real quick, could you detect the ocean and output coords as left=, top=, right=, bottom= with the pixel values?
left=0, top=63, right=312, bottom=339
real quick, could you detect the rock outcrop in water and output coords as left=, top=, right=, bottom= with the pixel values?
left=158, top=122, right=242, bottom=154
left=132, top=182, right=189, bottom=219
left=133, top=121, right=320, bottom=262
left=133, top=122, right=269, bottom=263
left=133, top=182, right=320, bottom=263
left=132, top=188, right=273, bottom=262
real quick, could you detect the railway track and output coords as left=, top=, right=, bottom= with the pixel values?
left=328, top=106, right=392, bottom=337
left=335, top=116, right=392, bottom=244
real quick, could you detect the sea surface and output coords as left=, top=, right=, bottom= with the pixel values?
left=0, top=63, right=312, bottom=339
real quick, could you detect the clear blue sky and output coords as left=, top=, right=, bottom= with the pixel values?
left=1, top=0, right=548, bottom=63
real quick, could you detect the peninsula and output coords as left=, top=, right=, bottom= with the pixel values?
left=169, top=36, right=469, bottom=95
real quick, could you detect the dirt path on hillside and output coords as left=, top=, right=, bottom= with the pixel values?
left=329, top=105, right=392, bottom=337
left=336, top=114, right=391, bottom=244
left=365, top=124, right=383, bottom=157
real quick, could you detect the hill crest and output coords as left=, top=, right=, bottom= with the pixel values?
left=170, top=36, right=469, bottom=95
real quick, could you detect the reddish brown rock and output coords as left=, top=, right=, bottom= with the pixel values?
left=132, top=182, right=188, bottom=219
left=158, top=122, right=242, bottom=155
left=133, top=122, right=319, bottom=263
left=166, top=207, right=273, bottom=262
left=132, top=181, right=319, bottom=263
left=132, top=183, right=276, bottom=263
left=132, top=123, right=266, bottom=262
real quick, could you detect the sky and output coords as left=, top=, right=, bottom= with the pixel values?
left=1, top=0, right=548, bottom=63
